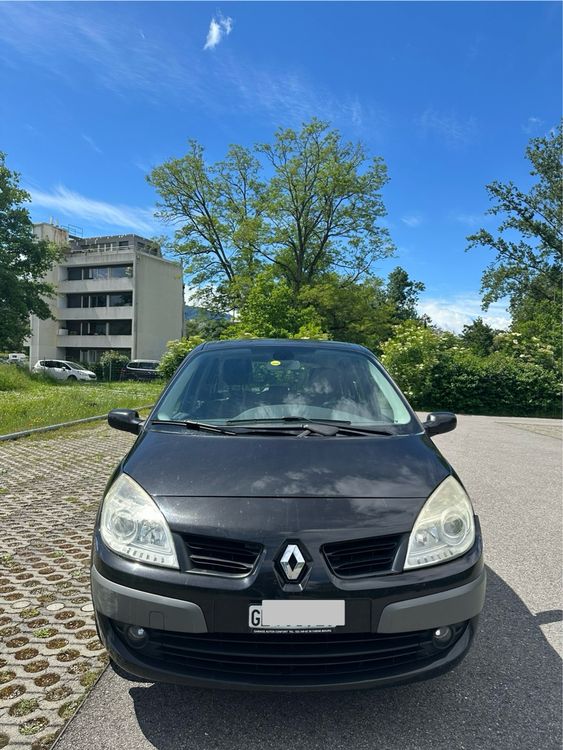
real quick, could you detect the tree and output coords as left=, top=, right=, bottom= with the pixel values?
left=256, top=119, right=394, bottom=292
left=460, top=317, right=496, bottom=357
left=298, top=274, right=394, bottom=352
left=466, top=123, right=562, bottom=322
left=158, top=336, right=205, bottom=379
left=0, top=153, right=59, bottom=350
left=149, top=142, right=265, bottom=293
left=148, top=119, right=394, bottom=306
left=385, top=266, right=425, bottom=321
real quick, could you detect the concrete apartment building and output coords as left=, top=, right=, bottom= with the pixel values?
left=29, top=223, right=184, bottom=365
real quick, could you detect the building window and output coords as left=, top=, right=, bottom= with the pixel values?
left=67, top=294, right=82, bottom=308
left=89, top=267, right=109, bottom=280
left=110, top=264, right=133, bottom=279
left=66, top=321, right=81, bottom=335
left=108, top=292, right=133, bottom=306
left=88, top=321, right=107, bottom=336
left=88, top=294, right=107, bottom=308
left=108, top=320, right=132, bottom=336
left=119, top=240, right=129, bottom=247
left=67, top=264, right=133, bottom=280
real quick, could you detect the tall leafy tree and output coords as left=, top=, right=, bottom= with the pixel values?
left=466, top=123, right=562, bottom=322
left=148, top=119, right=394, bottom=304
left=0, top=153, right=59, bottom=350
left=256, top=119, right=394, bottom=292
left=460, top=317, right=496, bottom=357
left=148, top=142, right=264, bottom=293
left=385, top=266, right=425, bottom=321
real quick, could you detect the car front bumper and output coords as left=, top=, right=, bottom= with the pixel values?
left=91, top=534, right=486, bottom=690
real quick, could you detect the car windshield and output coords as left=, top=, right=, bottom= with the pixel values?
left=154, top=345, right=417, bottom=433
left=64, top=361, right=87, bottom=370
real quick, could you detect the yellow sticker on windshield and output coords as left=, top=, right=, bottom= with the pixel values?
left=270, top=360, right=281, bottom=366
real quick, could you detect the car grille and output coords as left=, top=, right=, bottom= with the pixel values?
left=134, top=628, right=456, bottom=686
left=322, top=534, right=403, bottom=578
left=183, top=535, right=263, bottom=577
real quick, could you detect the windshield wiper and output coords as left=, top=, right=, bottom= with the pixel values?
left=151, top=417, right=393, bottom=438
left=150, top=419, right=238, bottom=435
left=227, top=418, right=393, bottom=437
left=227, top=417, right=353, bottom=425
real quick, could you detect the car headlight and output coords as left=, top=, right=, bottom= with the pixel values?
left=100, top=473, right=179, bottom=569
left=404, top=476, right=475, bottom=570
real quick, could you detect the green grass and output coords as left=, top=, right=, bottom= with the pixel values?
left=0, top=365, right=164, bottom=435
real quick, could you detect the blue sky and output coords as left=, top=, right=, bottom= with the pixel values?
left=0, top=1, right=561, bottom=331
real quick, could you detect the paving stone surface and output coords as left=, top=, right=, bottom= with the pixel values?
left=0, top=424, right=135, bottom=749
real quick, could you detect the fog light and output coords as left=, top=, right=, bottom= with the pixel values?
left=432, top=626, right=453, bottom=647
left=126, top=625, right=148, bottom=648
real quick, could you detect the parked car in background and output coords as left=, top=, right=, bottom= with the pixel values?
left=8, top=353, right=29, bottom=367
left=120, top=360, right=160, bottom=381
left=33, top=360, right=97, bottom=382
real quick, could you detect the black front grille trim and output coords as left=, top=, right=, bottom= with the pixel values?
left=183, top=534, right=263, bottom=578
left=322, top=534, right=403, bottom=578
left=116, top=626, right=465, bottom=685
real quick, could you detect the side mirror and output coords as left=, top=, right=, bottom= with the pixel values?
left=423, top=411, right=457, bottom=437
left=108, top=408, right=144, bottom=435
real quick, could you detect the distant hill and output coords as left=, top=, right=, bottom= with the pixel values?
left=184, top=306, right=230, bottom=321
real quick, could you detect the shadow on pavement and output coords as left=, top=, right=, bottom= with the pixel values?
left=129, top=567, right=562, bottom=750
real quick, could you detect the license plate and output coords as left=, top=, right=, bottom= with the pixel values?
left=249, top=600, right=345, bottom=630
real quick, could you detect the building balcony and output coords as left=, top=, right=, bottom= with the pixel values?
left=57, top=306, right=133, bottom=321
left=65, top=249, right=137, bottom=265
left=56, top=334, right=133, bottom=349
left=58, top=277, right=134, bottom=293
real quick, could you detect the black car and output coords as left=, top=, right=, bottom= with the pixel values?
left=92, top=339, right=485, bottom=690
left=120, top=360, right=160, bottom=381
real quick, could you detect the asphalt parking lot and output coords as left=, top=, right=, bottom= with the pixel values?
left=2, top=416, right=561, bottom=749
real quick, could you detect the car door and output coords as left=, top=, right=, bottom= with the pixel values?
left=50, top=361, right=67, bottom=380
left=41, top=360, right=56, bottom=378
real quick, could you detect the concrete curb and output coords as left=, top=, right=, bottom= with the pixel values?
left=0, top=405, right=154, bottom=442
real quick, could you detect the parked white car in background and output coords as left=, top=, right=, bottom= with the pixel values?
left=33, top=360, right=97, bottom=382
left=8, top=353, right=29, bottom=366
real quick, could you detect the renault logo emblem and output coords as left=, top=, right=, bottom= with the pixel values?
left=279, top=544, right=306, bottom=581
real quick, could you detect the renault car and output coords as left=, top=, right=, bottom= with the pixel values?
left=91, top=339, right=485, bottom=690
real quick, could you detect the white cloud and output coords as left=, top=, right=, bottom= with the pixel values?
left=401, top=214, right=423, bottom=228
left=204, top=13, right=233, bottom=50
left=522, top=116, right=543, bottom=135
left=418, top=108, right=477, bottom=146
left=0, top=4, right=380, bottom=133
left=28, top=185, right=156, bottom=234
left=418, top=293, right=510, bottom=333
left=454, top=213, right=485, bottom=227
left=81, top=134, right=102, bottom=154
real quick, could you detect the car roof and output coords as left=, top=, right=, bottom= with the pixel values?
left=200, top=338, right=371, bottom=354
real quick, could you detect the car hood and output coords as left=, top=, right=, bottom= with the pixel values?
left=123, top=428, right=450, bottom=501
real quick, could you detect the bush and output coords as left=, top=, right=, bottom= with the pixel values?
left=381, top=321, right=562, bottom=417
left=158, top=337, right=204, bottom=380
left=427, top=351, right=561, bottom=417
left=97, top=351, right=130, bottom=382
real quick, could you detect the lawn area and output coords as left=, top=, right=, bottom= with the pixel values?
left=0, top=367, right=165, bottom=434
